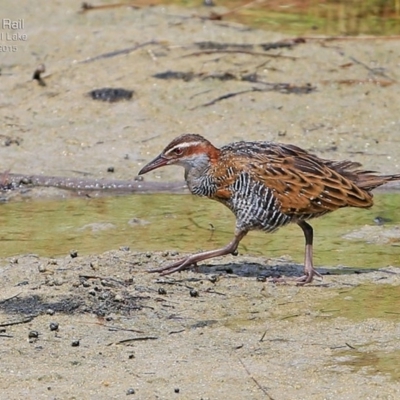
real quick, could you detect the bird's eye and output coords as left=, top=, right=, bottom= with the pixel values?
left=173, top=148, right=183, bottom=155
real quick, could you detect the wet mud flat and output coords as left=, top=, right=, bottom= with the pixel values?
left=1, top=0, right=400, bottom=398
left=1, top=250, right=400, bottom=399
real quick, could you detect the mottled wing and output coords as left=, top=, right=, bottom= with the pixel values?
left=215, top=142, right=373, bottom=215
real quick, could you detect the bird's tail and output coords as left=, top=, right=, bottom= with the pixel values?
left=355, top=173, right=400, bottom=191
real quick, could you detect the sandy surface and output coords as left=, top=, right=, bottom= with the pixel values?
left=1, top=1, right=400, bottom=399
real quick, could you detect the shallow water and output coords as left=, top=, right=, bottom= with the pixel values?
left=161, top=0, right=400, bottom=35
left=0, top=192, right=399, bottom=269
left=319, top=284, right=400, bottom=320
left=334, top=348, right=400, bottom=382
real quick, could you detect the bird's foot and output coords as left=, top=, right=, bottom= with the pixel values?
left=295, top=268, right=323, bottom=286
left=148, top=256, right=198, bottom=276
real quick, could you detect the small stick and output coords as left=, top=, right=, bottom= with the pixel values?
left=79, top=40, right=161, bottom=64
left=107, top=336, right=158, bottom=346
left=0, top=316, right=35, bottom=327
left=169, top=329, right=185, bottom=335
left=301, top=35, right=400, bottom=41
left=190, top=88, right=258, bottom=110
left=107, top=326, right=144, bottom=334
left=348, top=55, right=396, bottom=82
left=80, top=2, right=142, bottom=13
left=238, top=357, right=275, bottom=399
left=259, top=330, right=267, bottom=342
left=182, top=49, right=297, bottom=60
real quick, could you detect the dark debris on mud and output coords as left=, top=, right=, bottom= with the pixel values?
left=0, top=248, right=384, bottom=325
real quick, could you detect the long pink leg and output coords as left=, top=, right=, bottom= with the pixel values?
left=296, top=221, right=322, bottom=284
left=148, top=230, right=247, bottom=276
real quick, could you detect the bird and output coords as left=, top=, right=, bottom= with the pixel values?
left=138, top=133, right=400, bottom=284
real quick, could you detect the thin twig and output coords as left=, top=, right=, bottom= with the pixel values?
left=302, top=35, right=400, bottom=41
left=189, top=88, right=258, bottom=110
left=348, top=55, right=396, bottom=82
left=80, top=2, right=143, bottom=13
left=182, top=49, right=297, bottom=59
left=107, top=326, right=144, bottom=334
left=320, top=79, right=394, bottom=87
left=0, top=316, right=35, bottom=327
left=238, top=357, right=275, bottom=399
left=169, top=329, right=185, bottom=335
left=107, top=336, right=158, bottom=346
left=78, top=40, right=161, bottom=64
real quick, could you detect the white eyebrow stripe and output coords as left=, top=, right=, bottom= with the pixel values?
left=165, top=141, right=203, bottom=154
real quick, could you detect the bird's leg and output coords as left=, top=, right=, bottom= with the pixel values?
left=148, top=230, right=248, bottom=275
left=296, top=221, right=322, bottom=284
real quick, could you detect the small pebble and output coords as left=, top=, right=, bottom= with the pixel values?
left=174, top=388, right=180, bottom=393
left=90, top=261, right=99, bottom=270
left=126, top=388, right=135, bottom=395
left=161, top=251, right=169, bottom=257
left=54, top=278, right=64, bottom=286
left=28, top=331, right=39, bottom=339
left=70, top=250, right=78, bottom=258
left=128, top=354, right=134, bottom=359
left=0, top=328, right=6, bottom=333
left=170, top=251, right=179, bottom=256
left=134, top=175, right=143, bottom=181
left=46, top=309, right=55, bottom=316
left=119, top=246, right=130, bottom=252
left=49, top=322, right=59, bottom=331
left=88, top=289, right=96, bottom=296
left=98, top=293, right=107, bottom=301
left=158, top=287, right=167, bottom=295
left=82, top=280, right=91, bottom=288
left=189, top=289, right=199, bottom=298
left=38, top=264, right=47, bottom=273
left=107, top=166, right=115, bottom=173
left=208, top=275, right=218, bottom=283
left=256, top=275, right=267, bottom=282
left=145, top=252, right=152, bottom=258
left=71, top=340, right=80, bottom=347
left=203, top=0, right=215, bottom=6
left=114, top=294, right=123, bottom=302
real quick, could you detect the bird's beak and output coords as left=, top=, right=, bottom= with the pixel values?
left=138, top=154, right=168, bottom=175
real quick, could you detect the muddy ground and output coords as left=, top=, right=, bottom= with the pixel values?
left=1, top=1, right=400, bottom=399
